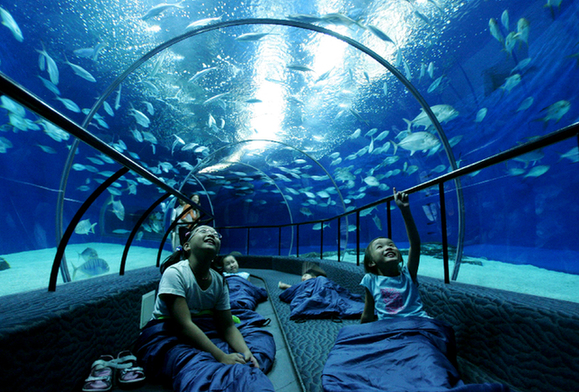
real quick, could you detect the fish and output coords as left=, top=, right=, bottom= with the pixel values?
left=109, top=197, right=125, bottom=221
left=100, top=102, right=114, bottom=117
left=475, top=108, right=487, bottom=123
left=511, top=57, right=532, bottom=74
left=36, top=43, right=59, bottom=85
left=524, top=165, right=550, bottom=178
left=78, top=247, right=98, bottom=262
left=186, top=16, right=222, bottom=29
left=363, top=176, right=380, bottom=187
left=56, top=97, right=81, bottom=113
left=427, top=62, right=434, bottom=79
left=142, top=1, right=185, bottom=20
left=406, top=104, right=459, bottom=130
left=235, top=32, right=269, bottom=41
left=0, top=137, right=13, bottom=153
left=312, top=222, right=330, bottom=230
left=539, top=100, right=570, bottom=123
left=0, top=6, right=23, bottom=42
left=349, top=128, right=361, bottom=139
left=514, top=150, right=544, bottom=168
left=516, top=18, right=530, bottom=44
left=37, top=75, right=60, bottom=95
left=73, top=43, right=105, bottom=61
left=41, top=121, right=70, bottom=142
left=489, top=18, right=503, bottom=44
left=372, top=215, right=382, bottom=230
left=558, top=147, right=579, bottom=163
left=392, top=131, right=440, bottom=156
left=300, top=207, right=313, bottom=217
left=36, top=144, right=57, bottom=154
left=427, top=75, right=444, bottom=93
left=287, top=64, right=314, bottom=72
left=188, top=67, right=215, bottom=83
left=64, top=54, right=96, bottom=82
left=204, top=92, right=230, bottom=105
left=1, top=95, right=25, bottom=116
left=513, top=98, right=533, bottom=115
left=72, top=257, right=109, bottom=280
left=507, top=168, right=526, bottom=176
left=114, top=84, right=122, bottom=110
left=501, top=73, right=521, bottom=93
left=142, top=101, right=155, bottom=115
left=501, top=10, right=509, bottom=31
left=366, top=24, right=394, bottom=44
left=129, top=108, right=150, bottom=127
left=75, top=219, right=97, bottom=235
left=504, top=32, right=517, bottom=55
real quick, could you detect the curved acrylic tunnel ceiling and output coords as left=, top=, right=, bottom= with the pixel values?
left=45, top=17, right=464, bottom=264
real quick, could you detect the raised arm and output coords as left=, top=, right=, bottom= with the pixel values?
left=160, top=294, right=247, bottom=366
left=393, top=188, right=421, bottom=282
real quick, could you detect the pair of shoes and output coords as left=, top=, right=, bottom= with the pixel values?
left=82, top=355, right=115, bottom=392
left=115, top=350, right=146, bottom=386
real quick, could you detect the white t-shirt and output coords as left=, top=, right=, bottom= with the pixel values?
left=152, top=260, right=230, bottom=319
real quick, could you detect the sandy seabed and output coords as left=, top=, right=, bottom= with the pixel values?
left=0, top=243, right=578, bottom=304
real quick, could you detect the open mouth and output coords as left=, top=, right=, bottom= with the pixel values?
left=385, top=251, right=396, bottom=258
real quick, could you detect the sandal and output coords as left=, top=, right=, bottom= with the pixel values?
left=115, top=350, right=146, bottom=386
left=82, top=355, right=115, bottom=392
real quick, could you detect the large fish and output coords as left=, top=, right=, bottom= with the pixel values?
left=142, top=1, right=185, bottom=20
left=539, top=100, right=570, bottom=123
left=0, top=6, right=23, bottom=42
left=405, top=104, right=459, bottom=130
left=75, top=219, right=97, bottom=235
left=78, top=247, right=98, bottom=262
left=72, top=257, right=109, bottom=280
left=392, top=131, right=441, bottom=156
left=36, top=44, right=59, bottom=85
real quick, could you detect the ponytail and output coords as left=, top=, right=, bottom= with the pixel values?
left=160, top=246, right=188, bottom=274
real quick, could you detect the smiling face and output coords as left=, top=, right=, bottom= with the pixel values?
left=191, top=194, right=200, bottom=204
left=364, top=237, right=402, bottom=276
left=222, top=255, right=239, bottom=273
left=184, top=225, right=221, bottom=257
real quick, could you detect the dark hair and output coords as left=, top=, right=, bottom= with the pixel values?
left=363, top=237, right=403, bottom=274
left=160, top=246, right=187, bottom=274
left=301, top=261, right=326, bottom=278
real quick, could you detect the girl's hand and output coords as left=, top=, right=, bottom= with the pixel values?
left=393, top=187, right=410, bottom=210
left=218, top=352, right=247, bottom=365
left=243, top=350, right=260, bottom=368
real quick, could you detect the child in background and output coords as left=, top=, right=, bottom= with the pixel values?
left=278, top=262, right=327, bottom=290
left=360, top=188, right=429, bottom=323
left=222, top=251, right=250, bottom=280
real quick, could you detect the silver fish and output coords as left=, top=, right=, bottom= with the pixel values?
left=79, top=247, right=98, bottom=262
left=64, top=55, right=96, bottom=82
left=392, top=131, right=440, bottom=156
left=0, top=6, right=23, bottom=42
left=36, top=44, right=59, bottom=85
left=235, top=32, right=269, bottom=41
left=75, top=219, right=97, bottom=235
left=73, top=257, right=109, bottom=279
left=142, top=1, right=185, bottom=20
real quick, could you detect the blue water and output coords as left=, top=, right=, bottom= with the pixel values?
left=0, top=0, right=578, bottom=297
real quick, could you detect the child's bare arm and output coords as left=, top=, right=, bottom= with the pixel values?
left=393, top=188, right=421, bottom=281
left=361, top=288, right=376, bottom=324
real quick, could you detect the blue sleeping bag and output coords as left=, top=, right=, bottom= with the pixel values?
left=226, top=275, right=268, bottom=310
left=135, top=309, right=276, bottom=392
left=279, top=276, right=365, bottom=320
left=322, top=316, right=510, bottom=392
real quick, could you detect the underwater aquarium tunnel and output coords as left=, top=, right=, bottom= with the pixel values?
left=0, top=0, right=578, bottom=304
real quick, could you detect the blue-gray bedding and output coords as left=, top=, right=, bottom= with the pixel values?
left=135, top=310, right=276, bottom=392
left=279, top=276, right=365, bottom=320
left=226, top=275, right=268, bottom=310
left=322, top=316, right=510, bottom=392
